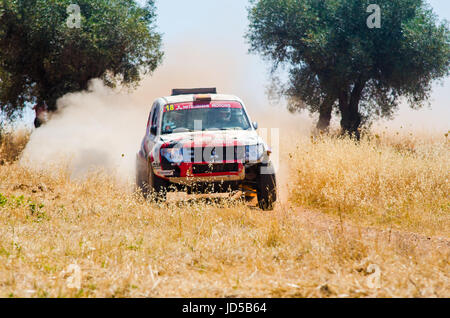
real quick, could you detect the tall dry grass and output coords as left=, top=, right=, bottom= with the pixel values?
left=288, top=132, right=450, bottom=237
left=0, top=129, right=30, bottom=164
left=0, top=130, right=448, bottom=297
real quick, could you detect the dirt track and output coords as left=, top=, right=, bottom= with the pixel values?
left=240, top=192, right=450, bottom=255
left=291, top=206, right=450, bottom=253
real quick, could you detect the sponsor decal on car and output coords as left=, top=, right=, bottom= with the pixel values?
left=164, top=101, right=243, bottom=112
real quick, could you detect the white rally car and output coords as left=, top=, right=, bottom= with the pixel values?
left=136, top=88, right=277, bottom=210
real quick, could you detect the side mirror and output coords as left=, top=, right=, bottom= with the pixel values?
left=150, top=125, right=157, bottom=135
left=252, top=121, right=258, bottom=130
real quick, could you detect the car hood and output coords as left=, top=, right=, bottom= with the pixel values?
left=159, top=130, right=264, bottom=147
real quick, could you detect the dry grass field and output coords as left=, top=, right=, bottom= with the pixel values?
left=289, top=132, right=450, bottom=237
left=0, top=129, right=448, bottom=297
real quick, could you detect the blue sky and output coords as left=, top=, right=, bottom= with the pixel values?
left=155, top=0, right=450, bottom=42
left=152, top=0, right=450, bottom=131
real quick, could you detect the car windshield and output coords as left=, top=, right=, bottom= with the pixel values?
left=161, top=101, right=251, bottom=134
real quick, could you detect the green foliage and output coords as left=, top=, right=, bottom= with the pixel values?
left=0, top=193, right=7, bottom=206
left=247, top=0, right=450, bottom=132
left=0, top=0, right=163, bottom=118
left=0, top=192, right=46, bottom=221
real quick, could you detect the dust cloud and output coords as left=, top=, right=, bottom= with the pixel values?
left=21, top=40, right=313, bottom=189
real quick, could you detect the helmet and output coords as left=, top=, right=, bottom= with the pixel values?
left=217, top=107, right=231, bottom=121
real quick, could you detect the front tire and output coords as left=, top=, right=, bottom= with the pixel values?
left=256, top=167, right=277, bottom=211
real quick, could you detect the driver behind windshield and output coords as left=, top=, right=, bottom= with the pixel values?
left=161, top=105, right=251, bottom=134
left=209, top=107, right=249, bottom=130
left=163, top=110, right=185, bottom=133
left=209, top=107, right=232, bottom=129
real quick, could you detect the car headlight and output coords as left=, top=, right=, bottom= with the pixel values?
left=161, top=147, right=184, bottom=163
left=245, top=144, right=265, bottom=162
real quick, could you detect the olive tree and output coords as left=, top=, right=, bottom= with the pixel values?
left=247, top=0, right=450, bottom=135
left=0, top=0, right=163, bottom=120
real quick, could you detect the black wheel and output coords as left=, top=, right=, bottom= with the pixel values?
left=148, top=167, right=169, bottom=202
left=256, top=172, right=277, bottom=211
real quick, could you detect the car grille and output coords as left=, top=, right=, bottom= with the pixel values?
left=187, top=146, right=245, bottom=162
left=192, top=163, right=239, bottom=174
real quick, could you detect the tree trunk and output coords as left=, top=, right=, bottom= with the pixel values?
left=339, top=80, right=365, bottom=139
left=316, top=95, right=335, bottom=131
